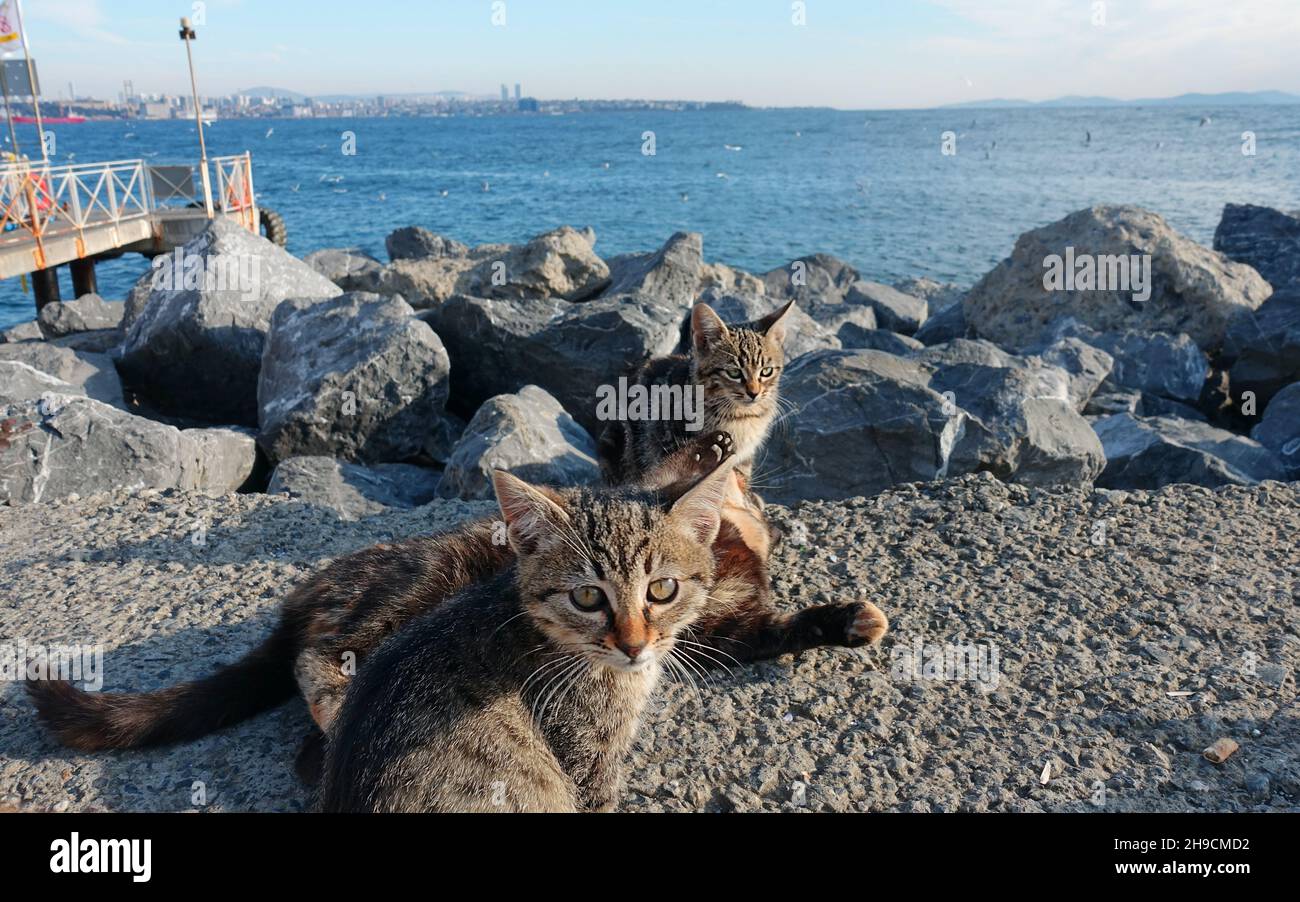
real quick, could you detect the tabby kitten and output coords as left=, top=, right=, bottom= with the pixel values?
left=598, top=300, right=795, bottom=499
left=27, top=428, right=888, bottom=779
left=318, top=466, right=734, bottom=812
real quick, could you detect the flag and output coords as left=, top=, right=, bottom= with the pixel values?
left=0, top=0, right=22, bottom=58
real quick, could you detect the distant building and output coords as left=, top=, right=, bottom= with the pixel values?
left=514, top=83, right=521, bottom=101
left=141, top=101, right=172, bottom=120
left=500, top=84, right=509, bottom=102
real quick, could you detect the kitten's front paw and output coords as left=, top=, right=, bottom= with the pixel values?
left=688, top=431, right=735, bottom=470
left=845, top=601, right=889, bottom=647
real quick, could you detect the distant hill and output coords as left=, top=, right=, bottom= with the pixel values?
left=942, top=90, right=1300, bottom=109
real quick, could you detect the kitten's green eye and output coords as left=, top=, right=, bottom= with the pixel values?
left=760, top=367, right=774, bottom=378
left=569, top=586, right=607, bottom=611
left=647, top=578, right=678, bottom=603
left=725, top=368, right=743, bottom=381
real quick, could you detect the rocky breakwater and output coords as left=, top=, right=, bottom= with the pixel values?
left=3, top=201, right=1297, bottom=516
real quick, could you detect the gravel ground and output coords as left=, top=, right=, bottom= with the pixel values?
left=1, top=472, right=1296, bottom=812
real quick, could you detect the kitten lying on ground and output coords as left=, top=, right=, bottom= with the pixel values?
left=319, top=466, right=734, bottom=812
left=28, top=431, right=887, bottom=783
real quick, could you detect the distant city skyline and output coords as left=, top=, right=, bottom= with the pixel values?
left=19, top=0, right=1300, bottom=110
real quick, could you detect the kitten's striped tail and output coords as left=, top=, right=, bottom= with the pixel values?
left=25, top=619, right=299, bottom=751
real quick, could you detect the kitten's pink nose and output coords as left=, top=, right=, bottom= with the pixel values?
left=617, top=641, right=645, bottom=661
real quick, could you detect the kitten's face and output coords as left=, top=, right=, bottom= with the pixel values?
left=691, top=301, right=794, bottom=424
left=493, top=468, right=732, bottom=675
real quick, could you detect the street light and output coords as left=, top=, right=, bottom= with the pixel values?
left=179, top=16, right=214, bottom=218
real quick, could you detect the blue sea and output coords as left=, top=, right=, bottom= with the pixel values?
left=2, top=106, right=1297, bottom=329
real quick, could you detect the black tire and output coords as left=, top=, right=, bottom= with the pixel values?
left=259, top=206, right=287, bottom=247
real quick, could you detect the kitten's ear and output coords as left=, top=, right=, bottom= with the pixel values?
left=491, top=470, right=570, bottom=555
left=691, top=303, right=728, bottom=355
left=757, top=300, right=796, bottom=347
left=667, top=462, right=734, bottom=547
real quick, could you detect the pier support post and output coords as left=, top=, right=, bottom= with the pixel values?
left=31, top=267, right=61, bottom=312
left=70, top=258, right=98, bottom=298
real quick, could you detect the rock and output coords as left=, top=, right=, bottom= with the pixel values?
left=0, top=395, right=256, bottom=503
left=699, top=261, right=765, bottom=296
left=1244, top=774, right=1271, bottom=799
left=376, top=256, right=469, bottom=309
left=692, top=291, right=840, bottom=360
left=810, top=303, right=877, bottom=341
left=0, top=343, right=124, bottom=408
left=463, top=225, right=609, bottom=301
left=385, top=226, right=468, bottom=261
left=302, top=247, right=384, bottom=292
left=913, top=300, right=970, bottom=346
left=257, top=292, right=451, bottom=464
left=1048, top=321, right=1206, bottom=402
left=761, top=350, right=959, bottom=503
left=0, top=320, right=42, bottom=343
left=121, top=268, right=155, bottom=331
left=0, top=360, right=80, bottom=403
left=1093, top=414, right=1286, bottom=489
left=1085, top=390, right=1141, bottom=417
left=432, top=292, right=684, bottom=433
left=893, top=277, right=966, bottom=312
left=1252, top=382, right=1300, bottom=476
left=437, top=385, right=599, bottom=500
left=267, top=455, right=440, bottom=520
left=1034, top=336, right=1113, bottom=411
left=913, top=338, right=1017, bottom=370
left=928, top=362, right=1103, bottom=486
left=1139, top=395, right=1206, bottom=421
left=36, top=293, right=123, bottom=338
left=844, top=280, right=928, bottom=335
left=117, top=219, right=343, bottom=425
left=49, top=329, right=124, bottom=355
left=762, top=253, right=860, bottom=306
left=963, top=205, right=1273, bottom=350
left=378, top=226, right=610, bottom=308
left=603, top=232, right=704, bottom=308
left=1213, top=203, right=1300, bottom=292
left=837, top=325, right=923, bottom=355
left=1224, top=288, right=1300, bottom=406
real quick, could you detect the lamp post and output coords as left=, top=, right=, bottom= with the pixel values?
left=179, top=16, right=214, bottom=218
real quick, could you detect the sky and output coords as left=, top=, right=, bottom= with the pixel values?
left=16, top=0, right=1300, bottom=109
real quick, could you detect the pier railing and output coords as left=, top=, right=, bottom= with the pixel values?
left=0, top=153, right=259, bottom=267
left=0, top=159, right=154, bottom=261
left=213, top=152, right=258, bottom=231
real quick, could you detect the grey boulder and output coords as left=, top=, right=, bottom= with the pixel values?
left=36, top=293, right=123, bottom=338
left=844, top=280, right=928, bottom=335
left=431, top=292, right=684, bottom=433
left=762, top=254, right=860, bottom=306
left=257, top=292, right=451, bottom=464
left=437, top=385, right=599, bottom=500
left=1251, top=382, right=1300, bottom=477
left=1093, top=413, right=1286, bottom=489
left=0, top=343, right=124, bottom=408
left=913, top=300, right=970, bottom=346
left=0, top=320, right=43, bottom=343
left=303, top=247, right=384, bottom=292
left=963, top=205, right=1272, bottom=351
left=267, top=455, right=440, bottom=520
left=893, top=277, right=966, bottom=312
left=1213, top=203, right=1300, bottom=292
left=604, top=232, right=704, bottom=308
left=0, top=394, right=256, bottom=504
left=1223, top=288, right=1300, bottom=406
left=117, top=218, right=343, bottom=425
left=385, top=225, right=468, bottom=261
left=1046, top=321, right=1206, bottom=403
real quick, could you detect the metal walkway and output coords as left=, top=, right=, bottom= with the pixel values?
left=0, top=153, right=258, bottom=302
